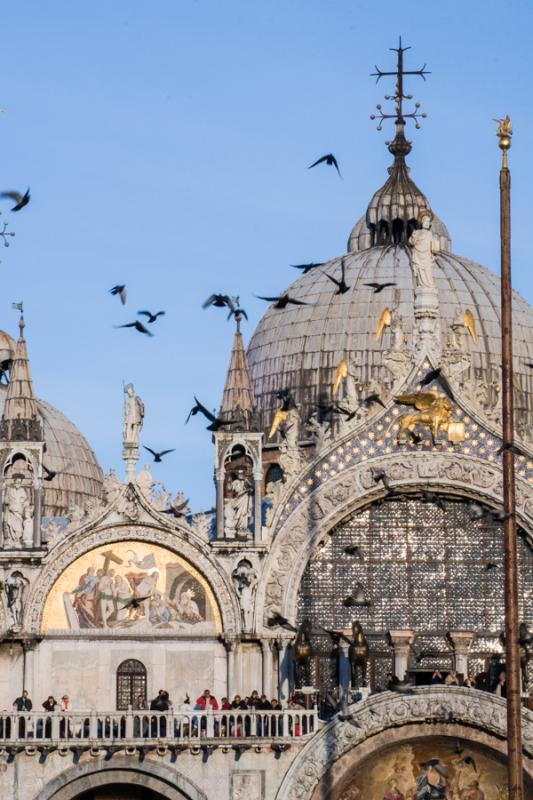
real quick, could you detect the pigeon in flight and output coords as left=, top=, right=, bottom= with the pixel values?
left=109, top=285, right=127, bottom=305
left=308, top=153, right=342, bottom=177
left=1, top=188, right=30, bottom=211
left=138, top=310, right=165, bottom=324
left=115, top=320, right=153, bottom=336
left=143, top=446, right=175, bottom=463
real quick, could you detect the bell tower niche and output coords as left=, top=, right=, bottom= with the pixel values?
left=214, top=312, right=263, bottom=542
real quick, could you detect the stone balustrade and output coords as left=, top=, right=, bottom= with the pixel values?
left=0, top=708, right=319, bottom=748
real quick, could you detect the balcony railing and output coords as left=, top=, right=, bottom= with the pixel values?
left=0, top=708, right=319, bottom=747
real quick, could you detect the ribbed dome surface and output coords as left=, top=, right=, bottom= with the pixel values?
left=0, top=329, right=15, bottom=364
left=0, top=386, right=104, bottom=517
left=246, top=245, right=533, bottom=434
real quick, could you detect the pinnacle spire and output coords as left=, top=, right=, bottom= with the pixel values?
left=0, top=309, right=41, bottom=441
left=220, top=314, right=255, bottom=430
left=370, top=38, right=429, bottom=161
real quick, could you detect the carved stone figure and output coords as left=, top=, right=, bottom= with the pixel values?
left=306, top=412, right=328, bottom=452
left=5, top=571, right=28, bottom=631
left=136, top=464, right=155, bottom=501
left=67, top=502, right=86, bottom=531
left=191, top=512, right=213, bottom=540
left=390, top=308, right=405, bottom=352
left=232, top=558, right=258, bottom=631
left=225, top=470, right=253, bottom=536
left=123, top=383, right=144, bottom=448
left=348, top=620, right=369, bottom=689
left=2, top=478, right=32, bottom=547
left=278, top=407, right=302, bottom=481
left=409, top=210, right=439, bottom=290
left=103, top=468, right=121, bottom=504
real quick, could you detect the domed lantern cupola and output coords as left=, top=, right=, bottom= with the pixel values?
left=348, top=39, right=451, bottom=254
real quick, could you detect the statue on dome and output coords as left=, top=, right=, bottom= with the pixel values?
left=409, top=209, right=439, bottom=291
left=123, top=383, right=144, bottom=448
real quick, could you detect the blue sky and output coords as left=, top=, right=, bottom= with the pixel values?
left=1, top=0, right=532, bottom=509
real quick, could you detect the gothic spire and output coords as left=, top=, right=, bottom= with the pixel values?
left=0, top=309, right=41, bottom=441
left=220, top=311, right=255, bottom=430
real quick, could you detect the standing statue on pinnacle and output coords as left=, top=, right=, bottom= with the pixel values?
left=123, top=384, right=144, bottom=447
left=409, top=210, right=439, bottom=290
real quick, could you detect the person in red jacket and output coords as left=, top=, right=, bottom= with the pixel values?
left=195, top=689, right=219, bottom=710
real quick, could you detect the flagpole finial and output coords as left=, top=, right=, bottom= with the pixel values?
left=494, top=115, right=512, bottom=168
left=12, top=301, right=24, bottom=336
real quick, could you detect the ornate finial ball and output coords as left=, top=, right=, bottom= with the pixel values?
left=494, top=115, right=512, bottom=151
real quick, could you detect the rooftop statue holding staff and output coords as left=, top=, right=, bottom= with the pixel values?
left=123, top=383, right=145, bottom=448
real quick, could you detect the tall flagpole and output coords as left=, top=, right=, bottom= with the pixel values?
left=496, top=115, right=524, bottom=800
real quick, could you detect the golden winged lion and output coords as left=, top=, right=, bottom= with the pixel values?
left=394, top=391, right=452, bottom=445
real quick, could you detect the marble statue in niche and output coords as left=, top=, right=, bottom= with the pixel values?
left=232, top=558, right=258, bottom=631
left=5, top=571, right=29, bottom=631
left=225, top=470, right=253, bottom=536
left=2, top=476, right=33, bottom=548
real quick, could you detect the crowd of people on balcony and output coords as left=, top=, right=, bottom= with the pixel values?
left=383, top=668, right=509, bottom=696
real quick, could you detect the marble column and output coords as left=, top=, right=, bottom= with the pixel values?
left=278, top=637, right=294, bottom=702
left=253, top=473, right=262, bottom=544
left=215, top=471, right=225, bottom=540
left=389, top=630, right=416, bottom=680
left=22, top=639, right=38, bottom=697
left=447, top=631, right=476, bottom=678
left=261, top=640, right=274, bottom=698
left=225, top=639, right=237, bottom=699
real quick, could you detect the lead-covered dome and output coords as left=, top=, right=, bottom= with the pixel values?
left=0, top=324, right=103, bottom=517
left=246, top=146, right=533, bottom=437
left=0, top=386, right=104, bottom=517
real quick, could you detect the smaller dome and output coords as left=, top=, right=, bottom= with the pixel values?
left=348, top=130, right=452, bottom=255
left=0, top=329, right=15, bottom=365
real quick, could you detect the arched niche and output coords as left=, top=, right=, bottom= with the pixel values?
left=40, top=539, right=222, bottom=634
left=257, top=452, right=533, bottom=631
left=276, top=688, right=533, bottom=800
left=36, top=759, right=207, bottom=800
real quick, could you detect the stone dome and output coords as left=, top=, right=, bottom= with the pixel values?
left=246, top=160, right=533, bottom=437
left=0, top=329, right=15, bottom=365
left=0, top=384, right=104, bottom=518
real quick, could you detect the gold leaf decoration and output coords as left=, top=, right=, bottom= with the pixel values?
left=464, top=309, right=478, bottom=343
left=333, top=358, right=348, bottom=396
left=375, top=308, right=392, bottom=341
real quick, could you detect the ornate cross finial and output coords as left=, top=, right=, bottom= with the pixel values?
left=370, top=38, right=430, bottom=156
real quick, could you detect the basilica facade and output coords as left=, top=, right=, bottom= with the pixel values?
left=0, top=49, right=532, bottom=800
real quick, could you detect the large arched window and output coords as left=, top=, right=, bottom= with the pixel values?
left=297, top=496, right=533, bottom=695
left=116, top=659, right=147, bottom=710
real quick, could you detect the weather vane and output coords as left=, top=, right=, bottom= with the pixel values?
left=370, top=38, right=429, bottom=135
